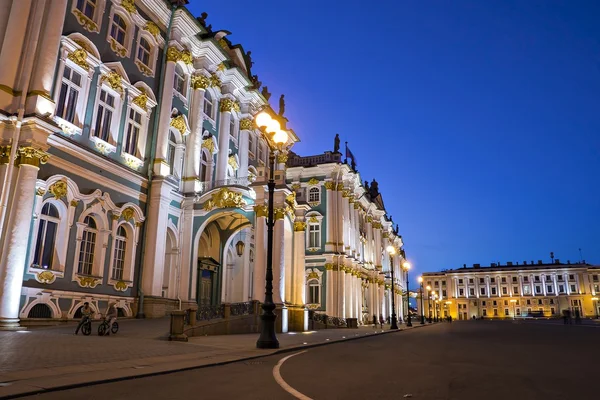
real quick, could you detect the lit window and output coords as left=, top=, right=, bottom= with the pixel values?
left=76, top=0, right=96, bottom=19
left=199, top=151, right=209, bottom=181
left=32, top=203, right=59, bottom=269
left=111, top=225, right=127, bottom=280
left=502, top=287, right=507, bottom=295
left=137, top=37, right=151, bottom=66
left=307, top=279, right=320, bottom=304
left=124, top=108, right=141, bottom=156
left=56, top=66, right=82, bottom=124
left=570, top=285, right=576, bottom=292
left=110, top=14, right=127, bottom=46
left=167, top=132, right=177, bottom=176
left=93, top=89, right=115, bottom=142
left=308, top=187, right=320, bottom=203
left=308, top=223, right=320, bottom=248
left=174, top=64, right=185, bottom=95
left=78, top=216, right=97, bottom=275
left=203, top=91, right=213, bottom=118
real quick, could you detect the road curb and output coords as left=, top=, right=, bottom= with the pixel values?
left=0, top=323, right=433, bottom=399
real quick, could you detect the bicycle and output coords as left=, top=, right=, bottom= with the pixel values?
left=77, top=316, right=92, bottom=336
left=97, top=316, right=119, bottom=336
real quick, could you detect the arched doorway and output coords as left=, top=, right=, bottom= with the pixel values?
left=195, top=211, right=252, bottom=306
left=162, top=228, right=178, bottom=299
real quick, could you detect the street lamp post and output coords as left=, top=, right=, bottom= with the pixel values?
left=592, top=297, right=599, bottom=319
left=418, top=277, right=425, bottom=324
left=403, top=262, right=412, bottom=327
left=426, top=286, right=432, bottom=322
left=254, top=111, right=289, bottom=349
left=510, top=299, right=517, bottom=320
left=434, top=298, right=439, bottom=322
left=386, top=246, right=399, bottom=330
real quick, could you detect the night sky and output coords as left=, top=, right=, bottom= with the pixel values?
left=188, top=0, right=600, bottom=284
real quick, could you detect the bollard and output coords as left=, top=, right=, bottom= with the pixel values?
left=189, top=306, right=198, bottom=327
left=169, top=310, right=188, bottom=342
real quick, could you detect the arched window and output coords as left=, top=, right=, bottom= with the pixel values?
left=200, top=151, right=209, bottom=181
left=33, top=203, right=59, bottom=269
left=76, top=0, right=96, bottom=19
left=174, top=64, right=185, bottom=95
left=137, top=37, right=151, bottom=67
left=167, top=132, right=177, bottom=176
left=308, top=187, right=320, bottom=203
left=93, top=88, right=116, bottom=142
left=203, top=91, right=213, bottom=118
left=111, top=225, right=127, bottom=280
left=124, top=108, right=141, bottom=156
left=308, top=222, right=320, bottom=248
left=56, top=66, right=83, bottom=124
left=78, top=216, right=97, bottom=275
left=307, top=279, right=321, bottom=304
left=109, top=13, right=127, bottom=46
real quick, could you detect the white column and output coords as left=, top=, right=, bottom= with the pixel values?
left=215, top=99, right=233, bottom=181
left=0, top=0, right=32, bottom=93
left=325, top=266, right=333, bottom=314
left=154, top=50, right=177, bottom=176
left=293, top=221, right=306, bottom=306
left=325, top=182, right=335, bottom=251
left=178, top=201, right=194, bottom=301
left=237, top=119, right=252, bottom=178
left=0, top=151, right=45, bottom=329
left=252, top=207, right=267, bottom=302
left=272, top=217, right=285, bottom=304
left=183, top=83, right=206, bottom=192
left=345, top=270, right=352, bottom=318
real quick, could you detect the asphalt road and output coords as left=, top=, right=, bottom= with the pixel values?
left=21, top=320, right=600, bottom=400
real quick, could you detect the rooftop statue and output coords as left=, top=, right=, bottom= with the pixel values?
left=334, top=133, right=340, bottom=153
left=251, top=75, right=262, bottom=90
left=370, top=179, right=379, bottom=198
left=261, top=86, right=272, bottom=101
left=278, top=94, right=285, bottom=116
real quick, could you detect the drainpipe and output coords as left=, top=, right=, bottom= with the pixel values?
left=136, top=1, right=180, bottom=318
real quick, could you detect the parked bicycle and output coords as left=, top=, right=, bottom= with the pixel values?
left=97, top=316, right=119, bottom=336
left=78, top=316, right=92, bottom=336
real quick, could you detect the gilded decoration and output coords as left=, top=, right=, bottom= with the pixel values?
left=285, top=192, right=296, bottom=208
left=67, top=48, right=89, bottom=70
left=203, top=188, right=246, bottom=211
left=48, top=180, right=68, bottom=199
left=77, top=276, right=100, bottom=288
left=308, top=216, right=318, bottom=223
left=73, top=9, right=99, bottom=32
left=253, top=204, right=268, bottom=218
left=291, top=183, right=301, bottom=191
left=190, top=75, right=210, bottom=90
left=354, top=203, right=360, bottom=209
left=180, top=50, right=193, bottom=65
left=202, top=138, right=215, bottom=153
left=218, top=39, right=228, bottom=49
left=114, top=280, right=128, bottom=292
left=382, top=232, right=389, bottom=239
left=74, top=40, right=93, bottom=54
left=132, top=90, right=148, bottom=110
left=341, top=189, right=351, bottom=198
left=101, top=71, right=123, bottom=95
left=15, top=147, right=49, bottom=167
left=136, top=221, right=143, bottom=227
left=109, top=37, right=127, bottom=58
left=95, top=141, right=114, bottom=155
left=372, top=222, right=382, bottom=229
left=166, top=46, right=180, bottom=62
left=121, top=207, right=135, bottom=221
left=307, top=271, right=319, bottom=280
left=336, top=183, right=344, bottom=191
left=219, top=98, right=239, bottom=113
left=277, top=153, right=288, bottom=164
left=217, top=62, right=226, bottom=72
left=111, top=214, right=120, bottom=221
left=135, top=59, right=153, bottom=77
left=228, top=155, right=239, bottom=170
left=36, top=271, right=56, bottom=284
left=170, top=115, right=187, bottom=135
left=239, top=118, right=253, bottom=131
left=274, top=207, right=286, bottom=220
left=209, top=73, right=221, bottom=88
left=121, top=0, right=137, bottom=13
left=36, top=188, right=46, bottom=196
left=294, top=221, right=306, bottom=232
left=324, top=181, right=335, bottom=191
left=307, top=178, right=319, bottom=186
left=144, top=21, right=160, bottom=38
left=0, top=145, right=11, bottom=164
left=324, top=263, right=334, bottom=270
left=366, top=216, right=373, bottom=223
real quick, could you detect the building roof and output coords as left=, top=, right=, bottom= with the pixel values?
left=423, top=261, right=598, bottom=276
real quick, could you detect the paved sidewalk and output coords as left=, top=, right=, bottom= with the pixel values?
left=0, top=319, right=431, bottom=399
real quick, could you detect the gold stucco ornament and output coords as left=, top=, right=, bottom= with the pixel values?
left=203, top=188, right=246, bottom=211
left=67, top=48, right=89, bottom=69
left=48, top=179, right=68, bottom=200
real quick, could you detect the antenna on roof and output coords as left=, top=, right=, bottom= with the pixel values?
left=579, top=248, right=583, bottom=263
left=550, top=252, right=554, bottom=264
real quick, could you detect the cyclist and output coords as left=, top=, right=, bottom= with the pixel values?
left=104, top=304, right=118, bottom=336
left=75, top=302, right=93, bottom=335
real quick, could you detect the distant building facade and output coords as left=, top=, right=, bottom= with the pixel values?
left=420, top=260, right=600, bottom=320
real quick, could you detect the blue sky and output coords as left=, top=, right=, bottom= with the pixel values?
left=188, top=0, right=600, bottom=283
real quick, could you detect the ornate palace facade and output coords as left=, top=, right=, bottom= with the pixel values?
left=0, top=0, right=406, bottom=331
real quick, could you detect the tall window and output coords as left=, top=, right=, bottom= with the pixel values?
left=229, top=118, right=236, bottom=140
left=248, top=133, right=255, bottom=157
left=258, top=144, right=264, bottom=162
left=76, top=0, right=96, bottom=19
left=174, top=64, right=185, bottom=95
left=167, top=132, right=177, bottom=176
left=124, top=108, right=141, bottom=156
left=199, top=151, right=209, bottom=181
left=307, top=279, right=320, bottom=304
left=109, top=14, right=127, bottom=46
left=137, top=37, right=151, bottom=66
left=308, top=187, right=320, bottom=203
left=112, top=226, right=127, bottom=280
left=203, top=91, right=213, bottom=118
left=33, top=203, right=59, bottom=269
left=78, top=216, right=97, bottom=275
left=56, top=66, right=83, bottom=124
left=94, top=89, right=115, bottom=142
left=308, top=223, right=320, bottom=248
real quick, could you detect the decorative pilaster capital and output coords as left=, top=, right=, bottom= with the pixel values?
left=15, top=147, right=49, bottom=168
left=121, top=0, right=137, bottom=13
left=324, top=263, right=334, bottom=271
left=366, top=216, right=373, bottom=223
left=100, top=71, right=123, bottom=96
left=336, top=183, right=344, bottom=191
left=294, top=221, right=306, bottom=231
left=180, top=50, right=193, bottom=65
left=132, top=90, right=148, bottom=110
left=166, top=46, right=180, bottom=62
left=210, top=73, right=221, bottom=89
left=341, top=189, right=351, bottom=198
left=0, top=145, right=11, bottom=164
left=277, top=153, right=288, bottom=164
left=382, top=232, right=389, bottom=239
left=67, top=48, right=89, bottom=70
left=48, top=179, right=68, bottom=199
left=144, top=21, right=160, bottom=38
left=324, top=181, right=335, bottom=191
left=190, top=74, right=210, bottom=90
left=239, top=118, right=253, bottom=131
left=372, top=222, right=382, bottom=229
left=219, top=98, right=240, bottom=113
left=353, top=203, right=360, bottom=209
left=274, top=207, right=286, bottom=220
left=253, top=204, right=268, bottom=218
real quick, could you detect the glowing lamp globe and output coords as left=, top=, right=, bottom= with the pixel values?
left=418, top=276, right=423, bottom=283
left=273, top=129, right=288, bottom=144
left=266, top=118, right=280, bottom=134
left=386, top=245, right=396, bottom=255
left=255, top=112, right=271, bottom=129
left=403, top=262, right=411, bottom=270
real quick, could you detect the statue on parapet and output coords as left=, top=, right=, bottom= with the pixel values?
left=278, top=94, right=285, bottom=116
left=197, top=12, right=212, bottom=31
left=334, top=134, right=340, bottom=153
left=251, top=75, right=262, bottom=90
left=246, top=51, right=255, bottom=69
left=370, top=179, right=379, bottom=198
left=364, top=180, right=370, bottom=193
left=261, top=86, right=271, bottom=101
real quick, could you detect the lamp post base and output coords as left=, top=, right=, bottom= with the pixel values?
left=256, top=310, right=279, bottom=349
left=420, top=316, right=425, bottom=325
left=390, top=315, right=398, bottom=330
left=406, top=317, right=412, bottom=327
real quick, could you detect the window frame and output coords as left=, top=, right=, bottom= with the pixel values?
left=107, top=221, right=137, bottom=289
left=71, top=0, right=106, bottom=33
left=105, top=6, right=134, bottom=58
left=134, top=31, right=159, bottom=77
left=31, top=203, right=60, bottom=270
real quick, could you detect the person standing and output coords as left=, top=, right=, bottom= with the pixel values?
left=75, top=302, right=93, bottom=335
left=104, top=304, right=118, bottom=336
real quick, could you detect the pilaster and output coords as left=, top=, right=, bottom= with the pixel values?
left=182, top=79, right=206, bottom=193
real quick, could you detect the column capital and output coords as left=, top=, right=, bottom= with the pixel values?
left=15, top=147, right=49, bottom=168
left=190, top=74, right=210, bottom=90
left=166, top=46, right=181, bottom=63
left=324, top=181, right=335, bottom=191
left=0, top=145, right=11, bottom=164
left=294, top=221, right=306, bottom=231
left=219, top=98, right=240, bottom=113
left=239, top=118, right=253, bottom=131
left=253, top=204, right=268, bottom=218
